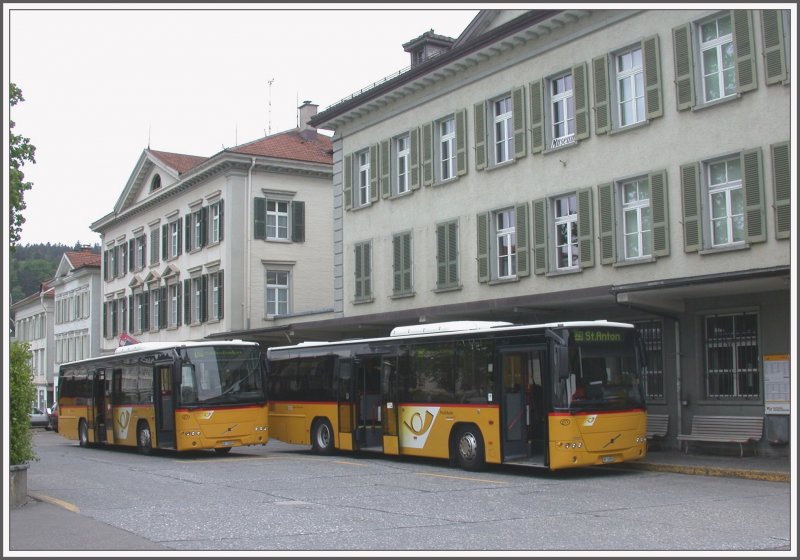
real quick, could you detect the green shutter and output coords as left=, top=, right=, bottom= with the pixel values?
left=344, top=153, right=353, bottom=210
left=515, top=203, right=530, bottom=277
left=292, top=201, right=305, bottom=243
left=436, top=223, right=447, bottom=288
left=649, top=170, right=670, bottom=257
left=354, top=244, right=363, bottom=299
left=392, top=234, right=402, bottom=293
left=200, top=275, right=208, bottom=323
left=532, top=198, right=548, bottom=274
left=447, top=221, right=458, bottom=286
left=732, top=10, right=757, bottom=94
left=477, top=212, right=489, bottom=282
left=403, top=233, right=412, bottom=292
left=512, top=86, right=527, bottom=159
left=183, top=279, right=191, bottom=324
left=742, top=147, right=766, bottom=243
left=380, top=140, right=390, bottom=198
left=409, top=128, right=420, bottom=191
left=573, top=62, right=590, bottom=141
left=598, top=182, right=615, bottom=265
left=672, top=23, right=695, bottom=111
left=184, top=214, right=191, bottom=252
left=680, top=162, right=702, bottom=252
left=422, top=123, right=433, bottom=186
left=473, top=101, right=487, bottom=170
left=253, top=197, right=266, bottom=240
left=577, top=187, right=594, bottom=268
left=592, top=55, right=610, bottom=135
left=643, top=35, right=663, bottom=119
left=370, top=144, right=379, bottom=202
left=218, top=271, right=224, bottom=319
left=771, top=142, right=791, bottom=239
left=529, top=79, right=544, bottom=153
left=762, top=10, right=787, bottom=85
left=161, top=224, right=168, bottom=259
left=456, top=109, right=468, bottom=176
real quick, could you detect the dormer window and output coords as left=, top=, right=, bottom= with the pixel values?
left=151, top=174, right=162, bottom=192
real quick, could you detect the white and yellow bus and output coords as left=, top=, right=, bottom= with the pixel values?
left=57, top=340, right=269, bottom=455
left=266, top=320, right=648, bottom=471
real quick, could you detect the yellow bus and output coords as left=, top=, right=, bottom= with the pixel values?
left=266, top=320, right=647, bottom=471
left=57, top=340, right=269, bottom=455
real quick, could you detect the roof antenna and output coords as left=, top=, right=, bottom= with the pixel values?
left=268, top=78, right=275, bottom=135
left=148, top=124, right=151, bottom=149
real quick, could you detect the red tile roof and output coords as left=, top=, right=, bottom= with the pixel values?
left=66, top=250, right=101, bottom=270
left=148, top=150, right=207, bottom=174
left=229, top=129, right=332, bottom=165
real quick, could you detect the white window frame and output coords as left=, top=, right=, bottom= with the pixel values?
left=149, top=285, right=160, bottom=331
left=494, top=209, right=517, bottom=279
left=210, top=202, right=221, bottom=244
left=394, top=134, right=410, bottom=195
left=168, top=282, right=179, bottom=328
left=620, top=177, right=652, bottom=260
left=706, top=156, right=744, bottom=248
left=209, top=272, right=221, bottom=321
left=438, top=116, right=456, bottom=182
left=615, top=46, right=645, bottom=127
left=492, top=95, right=513, bottom=165
left=703, top=311, right=760, bottom=399
left=191, top=277, right=203, bottom=324
left=699, top=13, right=736, bottom=103
left=266, top=200, right=289, bottom=240
left=135, top=235, right=146, bottom=270
left=192, top=209, right=203, bottom=250
left=169, top=220, right=180, bottom=258
left=553, top=194, right=579, bottom=270
left=549, top=73, right=575, bottom=149
left=357, top=150, right=371, bottom=206
left=265, top=269, right=290, bottom=317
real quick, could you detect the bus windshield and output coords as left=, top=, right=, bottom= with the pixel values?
left=553, top=327, right=645, bottom=411
left=178, top=345, right=265, bottom=406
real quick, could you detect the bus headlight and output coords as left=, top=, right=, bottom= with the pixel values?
left=255, top=426, right=269, bottom=431
left=635, top=436, right=646, bottom=444
left=183, top=431, right=202, bottom=437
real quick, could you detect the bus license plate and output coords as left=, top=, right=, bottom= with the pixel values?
left=602, top=456, right=615, bottom=463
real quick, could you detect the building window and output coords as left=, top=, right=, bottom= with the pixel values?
left=680, top=149, right=765, bottom=253
left=208, top=270, right=223, bottom=321
left=150, top=174, right=161, bottom=192
left=210, top=200, right=224, bottom=244
left=394, top=134, right=410, bottom=195
left=392, top=231, right=413, bottom=296
left=621, top=178, right=652, bottom=259
left=265, top=270, right=289, bottom=316
left=267, top=200, right=289, bottom=240
left=135, top=235, right=146, bottom=270
left=708, top=157, right=744, bottom=247
left=438, top=117, right=456, bottom=181
left=150, top=285, right=161, bottom=331
left=135, top=291, right=148, bottom=333
left=358, top=150, right=371, bottom=206
left=616, top=47, right=645, bottom=127
left=191, top=277, right=204, bottom=324
left=553, top=194, right=578, bottom=270
left=550, top=73, right=575, bottom=149
left=354, top=241, right=372, bottom=302
left=167, top=220, right=182, bottom=259
left=189, top=208, right=206, bottom=250
left=495, top=209, right=517, bottom=279
left=150, top=228, right=159, bottom=265
left=435, top=220, right=459, bottom=290
left=117, top=298, right=127, bottom=335
left=635, top=320, right=664, bottom=401
left=493, top=95, right=513, bottom=165
left=168, top=283, right=180, bottom=328
left=673, top=11, right=756, bottom=111
left=704, top=312, right=759, bottom=399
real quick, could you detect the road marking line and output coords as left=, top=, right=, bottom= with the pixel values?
left=28, top=492, right=80, bottom=513
left=415, top=472, right=507, bottom=484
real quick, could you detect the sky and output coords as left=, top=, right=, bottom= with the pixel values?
left=5, top=4, right=482, bottom=247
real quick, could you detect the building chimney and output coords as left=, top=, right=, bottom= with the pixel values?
left=298, top=101, right=318, bottom=132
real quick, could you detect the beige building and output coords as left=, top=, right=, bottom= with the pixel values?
left=92, top=102, right=334, bottom=354
left=239, top=9, right=791, bottom=455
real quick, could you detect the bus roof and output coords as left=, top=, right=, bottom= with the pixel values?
left=267, top=319, right=634, bottom=354
left=59, top=339, right=259, bottom=368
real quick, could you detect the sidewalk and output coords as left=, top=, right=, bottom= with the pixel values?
left=6, top=448, right=792, bottom=552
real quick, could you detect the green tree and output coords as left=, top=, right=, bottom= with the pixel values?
left=9, top=83, right=37, bottom=249
left=9, top=341, right=37, bottom=465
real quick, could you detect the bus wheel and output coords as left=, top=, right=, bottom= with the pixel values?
left=455, top=425, right=486, bottom=472
left=311, top=419, right=334, bottom=455
left=78, top=420, right=89, bottom=447
left=137, top=422, right=153, bottom=455
left=214, top=447, right=232, bottom=455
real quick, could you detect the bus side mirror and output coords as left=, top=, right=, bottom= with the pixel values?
left=556, top=346, right=570, bottom=379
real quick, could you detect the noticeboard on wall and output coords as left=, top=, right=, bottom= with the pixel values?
left=763, top=354, right=790, bottom=415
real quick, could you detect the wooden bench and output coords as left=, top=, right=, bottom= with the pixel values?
left=676, top=415, right=764, bottom=457
left=646, top=413, right=669, bottom=440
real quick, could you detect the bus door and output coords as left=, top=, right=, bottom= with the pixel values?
left=92, top=369, right=108, bottom=443
left=354, top=355, right=383, bottom=450
left=336, top=359, right=356, bottom=451
left=154, top=362, right=175, bottom=449
left=500, top=347, right=548, bottom=463
left=379, top=357, right=399, bottom=455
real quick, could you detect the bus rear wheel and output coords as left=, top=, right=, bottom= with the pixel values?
left=311, top=419, right=334, bottom=455
left=137, top=422, right=153, bottom=455
left=455, top=425, right=486, bottom=472
left=78, top=419, right=89, bottom=447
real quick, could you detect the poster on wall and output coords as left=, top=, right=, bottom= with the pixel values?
left=763, top=354, right=790, bottom=415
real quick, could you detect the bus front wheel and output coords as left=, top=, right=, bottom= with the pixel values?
left=137, top=422, right=153, bottom=455
left=78, top=419, right=89, bottom=447
left=214, top=447, right=232, bottom=455
left=311, top=419, right=335, bottom=455
left=455, top=425, right=486, bottom=472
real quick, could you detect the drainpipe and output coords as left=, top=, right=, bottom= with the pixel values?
left=245, top=157, right=256, bottom=330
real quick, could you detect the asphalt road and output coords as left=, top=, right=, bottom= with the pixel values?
left=14, top=430, right=793, bottom=553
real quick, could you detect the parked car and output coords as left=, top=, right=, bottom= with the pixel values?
left=29, top=407, right=50, bottom=428
left=47, top=403, right=59, bottom=432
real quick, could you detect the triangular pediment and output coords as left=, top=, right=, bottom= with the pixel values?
left=143, top=270, right=161, bottom=284
left=128, top=274, right=143, bottom=288
left=453, top=10, right=530, bottom=48
left=53, top=253, right=73, bottom=279
left=161, top=263, right=180, bottom=279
